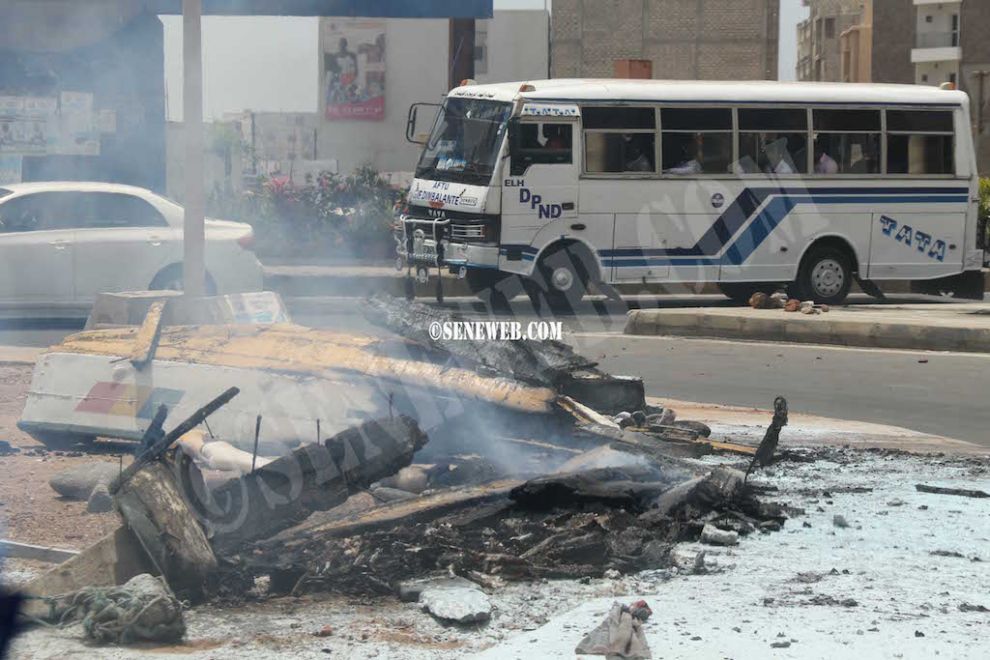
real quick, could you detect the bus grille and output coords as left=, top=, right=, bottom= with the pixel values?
left=450, top=223, right=486, bottom=241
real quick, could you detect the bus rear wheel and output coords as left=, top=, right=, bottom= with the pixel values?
left=794, top=244, right=853, bottom=305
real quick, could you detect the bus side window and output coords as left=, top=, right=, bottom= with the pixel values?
left=809, top=109, right=880, bottom=175
left=737, top=108, right=809, bottom=175
left=660, top=108, right=732, bottom=175
left=886, top=110, right=954, bottom=175
left=583, top=106, right=657, bottom=174
left=509, top=122, right=573, bottom=176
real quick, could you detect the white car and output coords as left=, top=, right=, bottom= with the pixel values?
left=0, top=181, right=263, bottom=316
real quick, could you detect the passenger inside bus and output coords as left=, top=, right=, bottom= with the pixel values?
left=622, top=134, right=654, bottom=171
left=814, top=146, right=839, bottom=174
left=664, top=138, right=703, bottom=175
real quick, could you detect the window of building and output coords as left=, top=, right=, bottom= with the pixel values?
left=660, top=108, right=733, bottom=175
left=812, top=109, right=881, bottom=174
left=583, top=106, right=656, bottom=174
left=737, top=108, right=809, bottom=174
left=886, top=110, right=954, bottom=175
left=510, top=122, right=573, bottom=176
left=825, top=17, right=836, bottom=39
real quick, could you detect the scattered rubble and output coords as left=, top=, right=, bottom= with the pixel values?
left=417, top=577, right=493, bottom=624
left=832, top=514, right=849, bottom=528
left=575, top=600, right=653, bottom=659
left=700, top=524, right=739, bottom=546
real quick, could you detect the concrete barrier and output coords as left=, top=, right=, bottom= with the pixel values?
left=624, top=306, right=990, bottom=353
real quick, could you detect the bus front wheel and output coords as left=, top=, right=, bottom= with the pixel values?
left=534, top=245, right=591, bottom=309
left=794, top=244, right=853, bottom=305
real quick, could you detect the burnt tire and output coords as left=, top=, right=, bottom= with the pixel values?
left=527, top=245, right=591, bottom=310
left=794, top=244, right=853, bottom=305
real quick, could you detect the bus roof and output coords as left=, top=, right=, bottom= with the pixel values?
left=449, top=79, right=969, bottom=108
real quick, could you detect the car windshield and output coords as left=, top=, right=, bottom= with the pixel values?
left=415, top=97, right=512, bottom=186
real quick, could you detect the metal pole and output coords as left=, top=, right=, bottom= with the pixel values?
left=183, top=0, right=206, bottom=298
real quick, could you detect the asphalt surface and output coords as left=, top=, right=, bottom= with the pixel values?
left=2, top=295, right=987, bottom=446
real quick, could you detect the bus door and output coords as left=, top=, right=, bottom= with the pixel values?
left=500, top=116, right=587, bottom=271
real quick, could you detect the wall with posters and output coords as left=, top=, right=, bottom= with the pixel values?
left=314, top=11, right=548, bottom=176
left=0, top=12, right=165, bottom=191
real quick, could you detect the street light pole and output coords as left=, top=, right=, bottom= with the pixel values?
left=182, top=0, right=206, bottom=297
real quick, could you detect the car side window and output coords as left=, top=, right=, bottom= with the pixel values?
left=0, top=193, right=72, bottom=233
left=78, top=193, right=168, bottom=229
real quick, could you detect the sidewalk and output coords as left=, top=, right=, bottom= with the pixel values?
left=626, top=302, right=990, bottom=353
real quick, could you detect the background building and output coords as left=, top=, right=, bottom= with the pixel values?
left=872, top=0, right=990, bottom=171
left=551, top=0, right=778, bottom=80
left=314, top=10, right=548, bottom=178
left=795, top=0, right=865, bottom=81
left=0, top=2, right=165, bottom=191
left=839, top=0, right=872, bottom=82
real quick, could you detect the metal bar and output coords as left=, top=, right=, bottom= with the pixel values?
left=183, top=0, right=206, bottom=298
left=0, top=539, right=79, bottom=564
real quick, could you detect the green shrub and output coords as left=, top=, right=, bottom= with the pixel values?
left=207, top=166, right=402, bottom=259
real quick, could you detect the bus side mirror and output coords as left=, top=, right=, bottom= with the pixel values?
left=406, top=102, right=440, bottom=145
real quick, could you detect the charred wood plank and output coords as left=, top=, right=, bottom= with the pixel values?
left=114, top=461, right=217, bottom=603
left=915, top=484, right=989, bottom=499
left=206, top=416, right=429, bottom=554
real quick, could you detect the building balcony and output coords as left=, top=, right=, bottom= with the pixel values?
left=914, top=0, right=960, bottom=5
left=912, top=47, right=962, bottom=64
left=916, top=31, right=959, bottom=49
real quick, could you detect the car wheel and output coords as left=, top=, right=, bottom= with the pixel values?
left=795, top=245, right=853, bottom=305
left=149, top=264, right=218, bottom=296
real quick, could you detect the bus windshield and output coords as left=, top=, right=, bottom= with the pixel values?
left=415, top=97, right=512, bottom=186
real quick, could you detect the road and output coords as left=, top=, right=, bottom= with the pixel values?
left=3, top=295, right=988, bottom=446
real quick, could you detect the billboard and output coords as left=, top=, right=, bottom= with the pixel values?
left=321, top=18, right=386, bottom=122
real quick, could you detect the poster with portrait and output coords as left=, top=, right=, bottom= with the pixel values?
left=321, top=18, right=386, bottom=121
left=0, top=96, right=55, bottom=155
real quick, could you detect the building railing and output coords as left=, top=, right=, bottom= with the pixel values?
left=916, top=31, right=960, bottom=49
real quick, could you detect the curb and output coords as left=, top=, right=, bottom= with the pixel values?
left=624, top=309, right=990, bottom=353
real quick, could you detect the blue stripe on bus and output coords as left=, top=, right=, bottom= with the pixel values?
left=497, top=188, right=968, bottom=268
left=601, top=191, right=968, bottom=268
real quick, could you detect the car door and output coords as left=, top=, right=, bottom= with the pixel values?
left=0, top=192, right=75, bottom=305
left=71, top=191, right=178, bottom=301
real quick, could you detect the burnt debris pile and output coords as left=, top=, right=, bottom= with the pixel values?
left=22, top=294, right=791, bottom=631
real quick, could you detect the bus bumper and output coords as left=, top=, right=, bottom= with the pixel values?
left=910, top=270, right=986, bottom=300
left=443, top=243, right=500, bottom=272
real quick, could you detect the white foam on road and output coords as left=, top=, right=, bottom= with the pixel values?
left=478, top=451, right=990, bottom=660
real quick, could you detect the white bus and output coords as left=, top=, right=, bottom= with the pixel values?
left=399, top=79, right=985, bottom=306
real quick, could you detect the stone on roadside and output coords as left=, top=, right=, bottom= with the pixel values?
left=86, top=481, right=114, bottom=513
left=418, top=578, right=492, bottom=624
left=700, top=523, right=739, bottom=546
left=49, top=462, right=120, bottom=500
left=784, top=299, right=801, bottom=312
left=670, top=547, right=707, bottom=573
left=833, top=514, right=849, bottom=528
left=887, top=498, right=905, bottom=507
